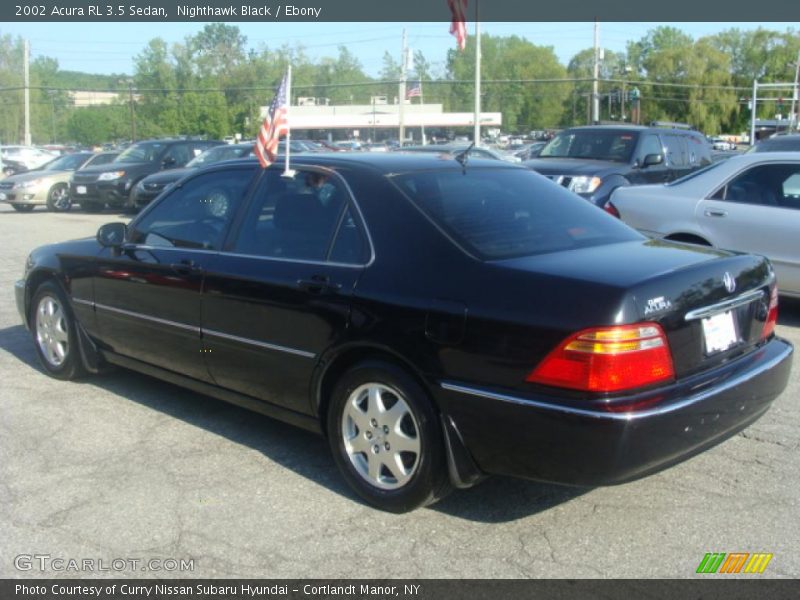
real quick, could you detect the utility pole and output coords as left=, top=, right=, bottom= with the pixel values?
left=750, top=79, right=758, bottom=145
left=127, top=80, right=136, bottom=142
left=790, top=50, right=800, bottom=132
left=592, top=19, right=600, bottom=125
left=398, top=28, right=407, bottom=145
left=23, top=39, right=31, bottom=145
left=473, top=0, right=481, bottom=145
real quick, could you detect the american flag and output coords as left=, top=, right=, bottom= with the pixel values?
left=406, top=80, right=422, bottom=99
left=255, top=71, right=289, bottom=169
left=447, top=0, right=467, bottom=51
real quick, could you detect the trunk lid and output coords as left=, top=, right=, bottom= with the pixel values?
left=498, top=239, right=774, bottom=381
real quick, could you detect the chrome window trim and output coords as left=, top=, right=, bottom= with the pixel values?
left=440, top=343, right=791, bottom=421
left=85, top=299, right=315, bottom=359
left=202, top=329, right=315, bottom=359
left=684, top=289, right=765, bottom=321
left=94, top=302, right=201, bottom=334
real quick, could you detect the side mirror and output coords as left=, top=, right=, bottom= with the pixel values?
left=97, top=222, right=127, bottom=248
left=643, top=153, right=664, bottom=167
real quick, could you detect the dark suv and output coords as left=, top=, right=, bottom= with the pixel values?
left=524, top=125, right=712, bottom=206
left=70, top=139, right=223, bottom=212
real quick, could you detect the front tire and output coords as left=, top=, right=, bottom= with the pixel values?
left=327, top=361, right=451, bottom=512
left=46, top=183, right=71, bottom=212
left=30, top=281, right=86, bottom=380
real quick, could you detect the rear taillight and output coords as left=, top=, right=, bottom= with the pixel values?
left=527, top=323, right=675, bottom=393
left=603, top=201, right=620, bottom=218
left=761, top=286, right=778, bottom=340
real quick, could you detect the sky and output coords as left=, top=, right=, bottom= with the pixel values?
left=3, top=22, right=798, bottom=78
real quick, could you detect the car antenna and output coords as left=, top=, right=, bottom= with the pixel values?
left=454, top=142, right=474, bottom=174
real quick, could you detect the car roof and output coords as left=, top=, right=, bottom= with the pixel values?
left=563, top=125, right=701, bottom=135
left=726, top=151, right=800, bottom=163
left=206, top=151, right=521, bottom=174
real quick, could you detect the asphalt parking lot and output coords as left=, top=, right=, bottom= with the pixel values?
left=0, top=204, right=798, bottom=579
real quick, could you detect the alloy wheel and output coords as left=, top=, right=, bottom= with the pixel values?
left=35, top=295, right=69, bottom=367
left=341, top=383, right=421, bottom=490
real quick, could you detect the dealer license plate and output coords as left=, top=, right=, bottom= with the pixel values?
left=702, top=310, right=738, bottom=354
left=76, top=185, right=87, bottom=194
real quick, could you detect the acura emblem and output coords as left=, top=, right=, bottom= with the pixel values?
left=723, top=272, right=736, bottom=293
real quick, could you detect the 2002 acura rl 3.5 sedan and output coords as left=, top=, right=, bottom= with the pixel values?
left=15, top=153, right=793, bottom=512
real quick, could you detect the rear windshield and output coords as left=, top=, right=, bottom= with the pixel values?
left=540, top=130, right=639, bottom=162
left=391, top=168, right=642, bottom=260
left=747, top=138, right=800, bottom=153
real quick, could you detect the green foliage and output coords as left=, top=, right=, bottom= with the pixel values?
left=1, top=25, right=799, bottom=144
left=447, top=34, right=568, bottom=132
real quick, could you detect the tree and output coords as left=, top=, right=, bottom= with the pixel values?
left=447, top=34, right=569, bottom=132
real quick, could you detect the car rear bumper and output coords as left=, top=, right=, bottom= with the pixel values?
left=438, top=337, right=793, bottom=486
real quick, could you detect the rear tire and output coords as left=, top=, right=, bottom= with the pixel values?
left=327, top=360, right=451, bottom=512
left=46, top=183, right=71, bottom=212
left=30, top=281, right=87, bottom=380
left=11, top=204, right=34, bottom=212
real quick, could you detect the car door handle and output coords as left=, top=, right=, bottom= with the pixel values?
left=704, top=209, right=727, bottom=217
left=297, top=275, right=341, bottom=294
left=169, top=260, right=203, bottom=275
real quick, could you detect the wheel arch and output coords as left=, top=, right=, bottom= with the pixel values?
left=663, top=232, right=713, bottom=246
left=313, top=342, right=484, bottom=489
left=313, top=343, right=434, bottom=427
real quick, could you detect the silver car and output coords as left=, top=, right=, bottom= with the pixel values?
left=608, top=152, right=800, bottom=297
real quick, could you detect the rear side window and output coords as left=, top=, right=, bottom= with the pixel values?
left=392, top=168, right=642, bottom=260
left=231, top=168, right=367, bottom=263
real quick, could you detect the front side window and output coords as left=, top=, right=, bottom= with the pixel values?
left=662, top=135, right=687, bottom=167
left=392, top=167, right=642, bottom=260
left=639, top=135, right=663, bottom=160
left=539, top=130, right=639, bottom=163
left=163, top=144, right=193, bottom=167
left=117, top=142, right=167, bottom=163
left=232, top=168, right=361, bottom=262
left=130, top=167, right=256, bottom=250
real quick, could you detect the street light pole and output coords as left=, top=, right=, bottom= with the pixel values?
left=790, top=50, right=800, bottom=132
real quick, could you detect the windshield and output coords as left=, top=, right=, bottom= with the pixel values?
left=540, top=130, right=639, bottom=162
left=41, top=153, right=89, bottom=171
left=186, top=145, right=252, bottom=167
left=392, top=168, right=641, bottom=260
left=116, top=142, right=166, bottom=163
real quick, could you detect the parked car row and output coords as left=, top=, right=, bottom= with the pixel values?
left=14, top=151, right=793, bottom=512
left=0, top=151, right=118, bottom=212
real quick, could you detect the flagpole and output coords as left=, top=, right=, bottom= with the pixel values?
left=420, top=80, right=426, bottom=145
left=283, top=64, right=293, bottom=177
left=473, top=0, right=481, bottom=146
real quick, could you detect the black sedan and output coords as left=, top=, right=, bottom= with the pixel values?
left=15, top=153, right=793, bottom=512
